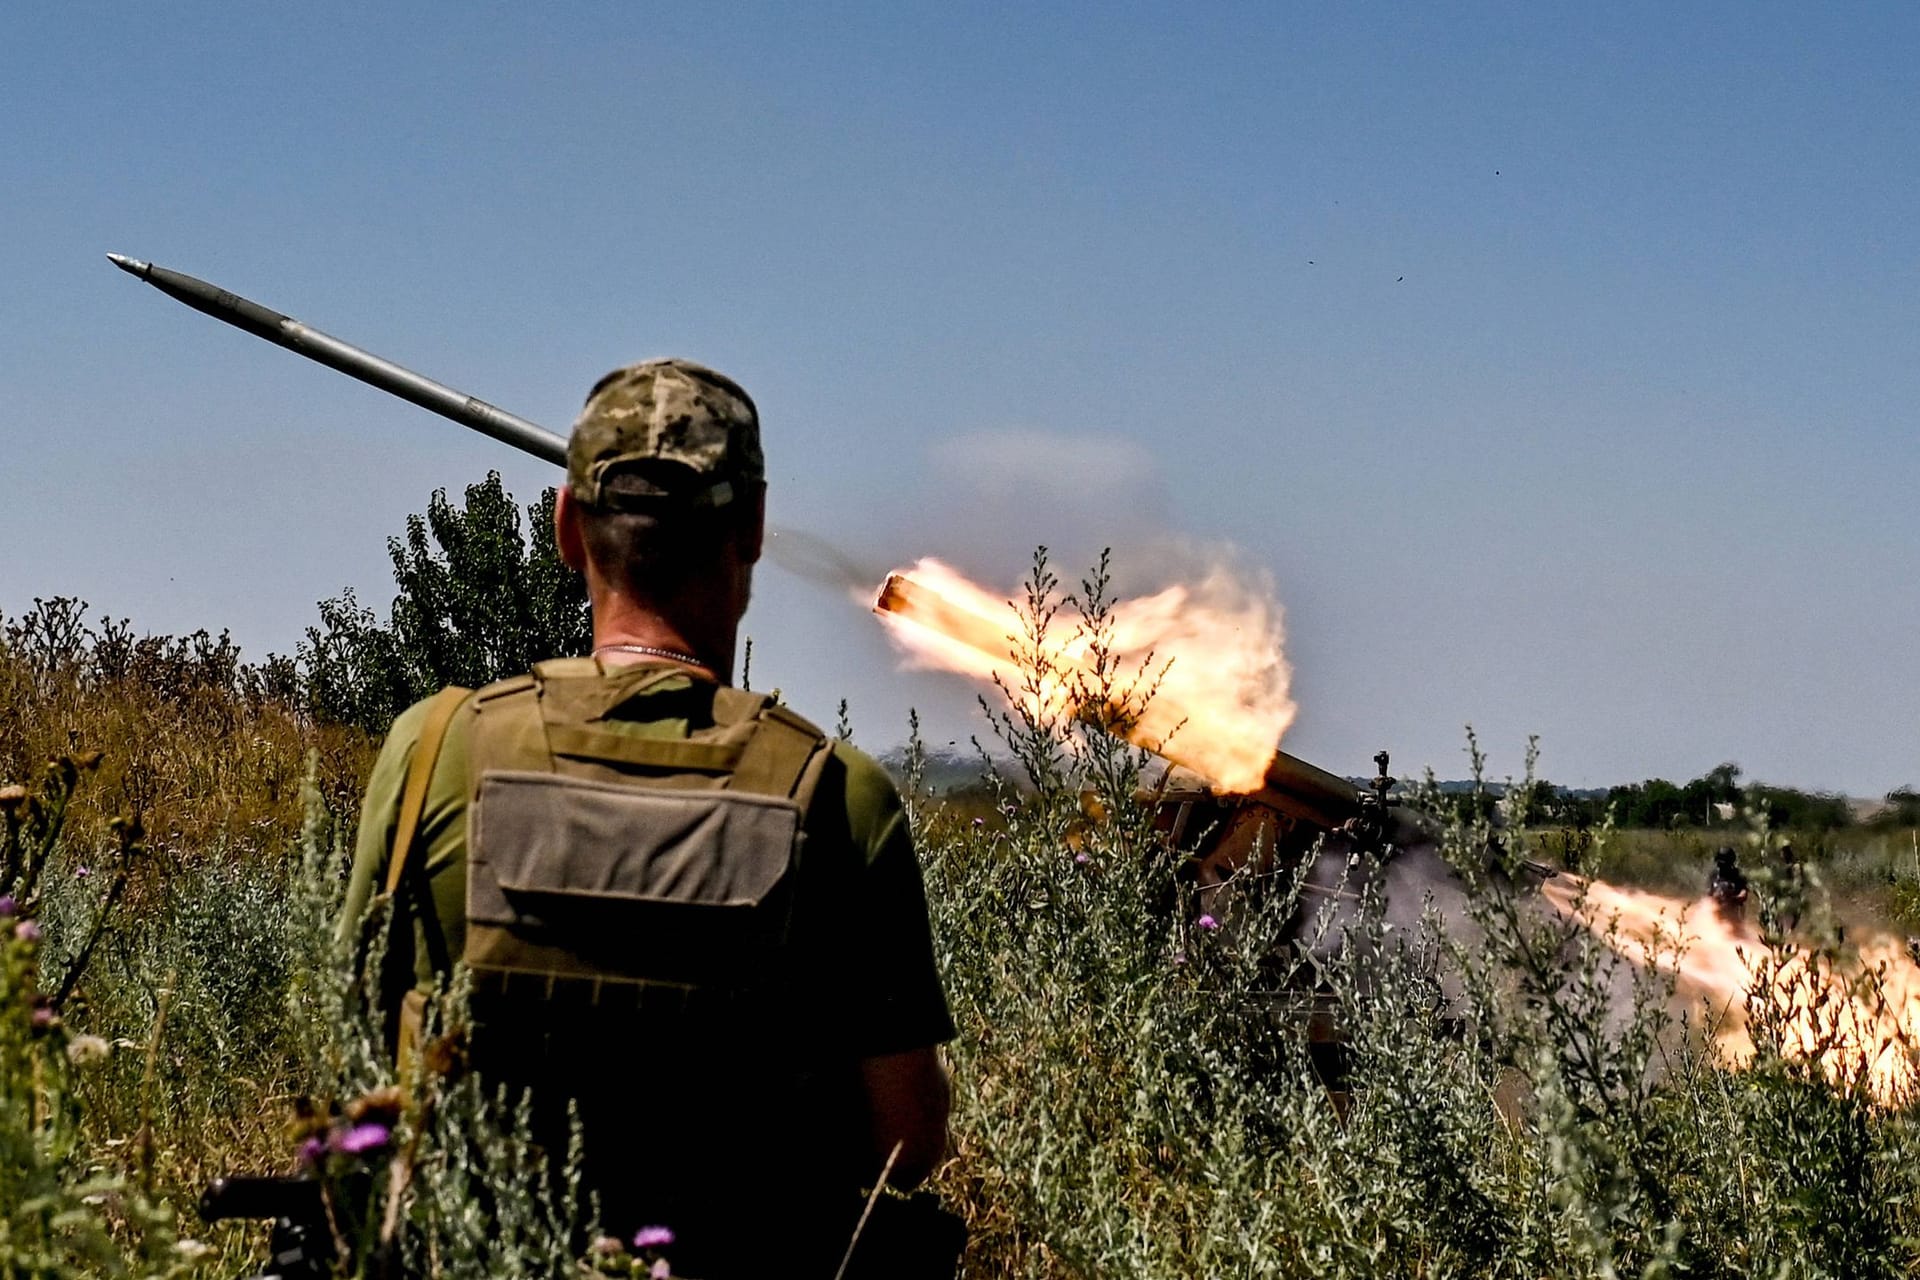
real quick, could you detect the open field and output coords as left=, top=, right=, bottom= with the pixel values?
left=1546, top=826, right=1920, bottom=936
left=5, top=598, right=1920, bottom=1279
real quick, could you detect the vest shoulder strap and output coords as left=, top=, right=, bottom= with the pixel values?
left=729, top=702, right=832, bottom=801
left=473, top=672, right=536, bottom=705
left=533, top=656, right=601, bottom=680
left=710, top=685, right=768, bottom=727
left=468, top=668, right=832, bottom=804
left=383, top=685, right=472, bottom=898
left=468, top=671, right=549, bottom=785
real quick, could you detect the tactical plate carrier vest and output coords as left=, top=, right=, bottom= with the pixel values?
left=391, top=662, right=956, bottom=1272
left=461, top=657, right=833, bottom=1012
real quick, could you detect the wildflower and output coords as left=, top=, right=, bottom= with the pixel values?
left=73, top=865, right=90, bottom=880
left=346, top=1085, right=405, bottom=1126
left=15, top=919, right=41, bottom=943
left=972, top=817, right=985, bottom=827
left=1074, top=851, right=1091, bottom=866
left=651, top=1261, right=671, bottom=1279
left=1196, top=914, right=1219, bottom=932
left=0, top=895, right=13, bottom=916
left=633, top=1225, right=676, bottom=1250
left=175, top=1239, right=212, bottom=1263
left=66, top=1034, right=111, bottom=1067
left=1172, top=951, right=1187, bottom=967
left=31, top=1005, right=56, bottom=1029
left=297, top=1136, right=327, bottom=1167
left=332, top=1122, right=392, bottom=1157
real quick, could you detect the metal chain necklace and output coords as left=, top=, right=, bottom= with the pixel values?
left=592, top=642, right=709, bottom=668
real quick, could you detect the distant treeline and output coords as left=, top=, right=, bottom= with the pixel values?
left=8, top=467, right=1916, bottom=840
left=6, top=473, right=588, bottom=737
left=1440, top=762, right=1919, bottom=832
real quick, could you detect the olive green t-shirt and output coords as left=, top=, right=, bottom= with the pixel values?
left=340, top=668, right=955, bottom=1061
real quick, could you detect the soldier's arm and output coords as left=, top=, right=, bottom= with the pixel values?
left=336, top=694, right=449, bottom=1041
left=857, top=1045, right=951, bottom=1189
left=338, top=702, right=429, bottom=946
left=829, top=744, right=958, bottom=1189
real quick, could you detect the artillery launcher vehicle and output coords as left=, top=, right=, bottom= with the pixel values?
left=865, top=569, right=1513, bottom=962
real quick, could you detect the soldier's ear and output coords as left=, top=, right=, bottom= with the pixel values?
left=737, top=483, right=767, bottom=566
left=555, top=487, right=589, bottom=572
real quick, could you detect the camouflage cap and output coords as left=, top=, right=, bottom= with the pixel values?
left=567, top=358, right=764, bottom=511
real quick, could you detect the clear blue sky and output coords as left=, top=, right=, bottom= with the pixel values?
left=4, top=3, right=1915, bottom=794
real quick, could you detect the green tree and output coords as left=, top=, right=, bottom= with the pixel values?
left=1877, top=786, right=1920, bottom=828
left=1680, top=761, right=1743, bottom=821
left=301, top=473, right=590, bottom=733
left=1606, top=777, right=1691, bottom=828
left=1749, top=783, right=1855, bottom=831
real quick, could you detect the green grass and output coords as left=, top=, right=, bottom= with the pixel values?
left=6, top=583, right=1920, bottom=1279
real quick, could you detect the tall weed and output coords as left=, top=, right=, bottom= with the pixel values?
left=925, top=553, right=1920, bottom=1279
left=5, top=549, right=1919, bottom=1277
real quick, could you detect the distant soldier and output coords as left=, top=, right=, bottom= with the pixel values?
left=1708, top=845, right=1750, bottom=922
left=341, top=359, right=957, bottom=1278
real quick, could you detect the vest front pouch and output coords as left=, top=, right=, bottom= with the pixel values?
left=466, top=770, right=804, bottom=998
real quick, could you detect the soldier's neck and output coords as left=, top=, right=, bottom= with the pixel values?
left=588, top=592, right=735, bottom=684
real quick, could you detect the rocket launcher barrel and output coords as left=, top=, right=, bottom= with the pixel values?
left=111, top=253, right=1358, bottom=827
left=106, top=254, right=567, bottom=467
left=874, top=572, right=1363, bottom=825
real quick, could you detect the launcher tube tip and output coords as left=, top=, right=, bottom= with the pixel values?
left=106, top=253, right=149, bottom=277
left=873, top=573, right=912, bottom=614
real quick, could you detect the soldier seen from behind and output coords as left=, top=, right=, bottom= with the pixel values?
left=340, top=359, right=957, bottom=1278
left=1708, top=845, right=1750, bottom=924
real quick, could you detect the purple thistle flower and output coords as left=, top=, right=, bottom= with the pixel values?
left=650, top=1260, right=671, bottom=1280
left=1196, top=914, right=1219, bottom=932
left=0, top=895, right=14, bottom=916
left=632, top=1225, right=675, bottom=1251
left=1074, top=851, right=1091, bottom=866
left=1171, top=951, right=1188, bottom=967
left=73, top=865, right=91, bottom=880
left=297, top=1136, right=327, bottom=1167
left=332, top=1122, right=391, bottom=1156
left=14, top=919, right=41, bottom=943
left=31, top=1006, right=55, bottom=1028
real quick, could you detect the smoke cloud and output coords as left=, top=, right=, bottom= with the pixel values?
left=763, top=525, right=883, bottom=596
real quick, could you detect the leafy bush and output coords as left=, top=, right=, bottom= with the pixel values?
left=1874, top=788, right=1920, bottom=830
left=300, top=473, right=589, bottom=733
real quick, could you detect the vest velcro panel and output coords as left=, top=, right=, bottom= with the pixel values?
left=469, top=771, right=801, bottom=988
left=463, top=663, right=831, bottom=1005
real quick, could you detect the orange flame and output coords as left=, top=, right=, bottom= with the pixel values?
left=871, top=558, right=1294, bottom=793
left=1541, top=874, right=1920, bottom=1104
